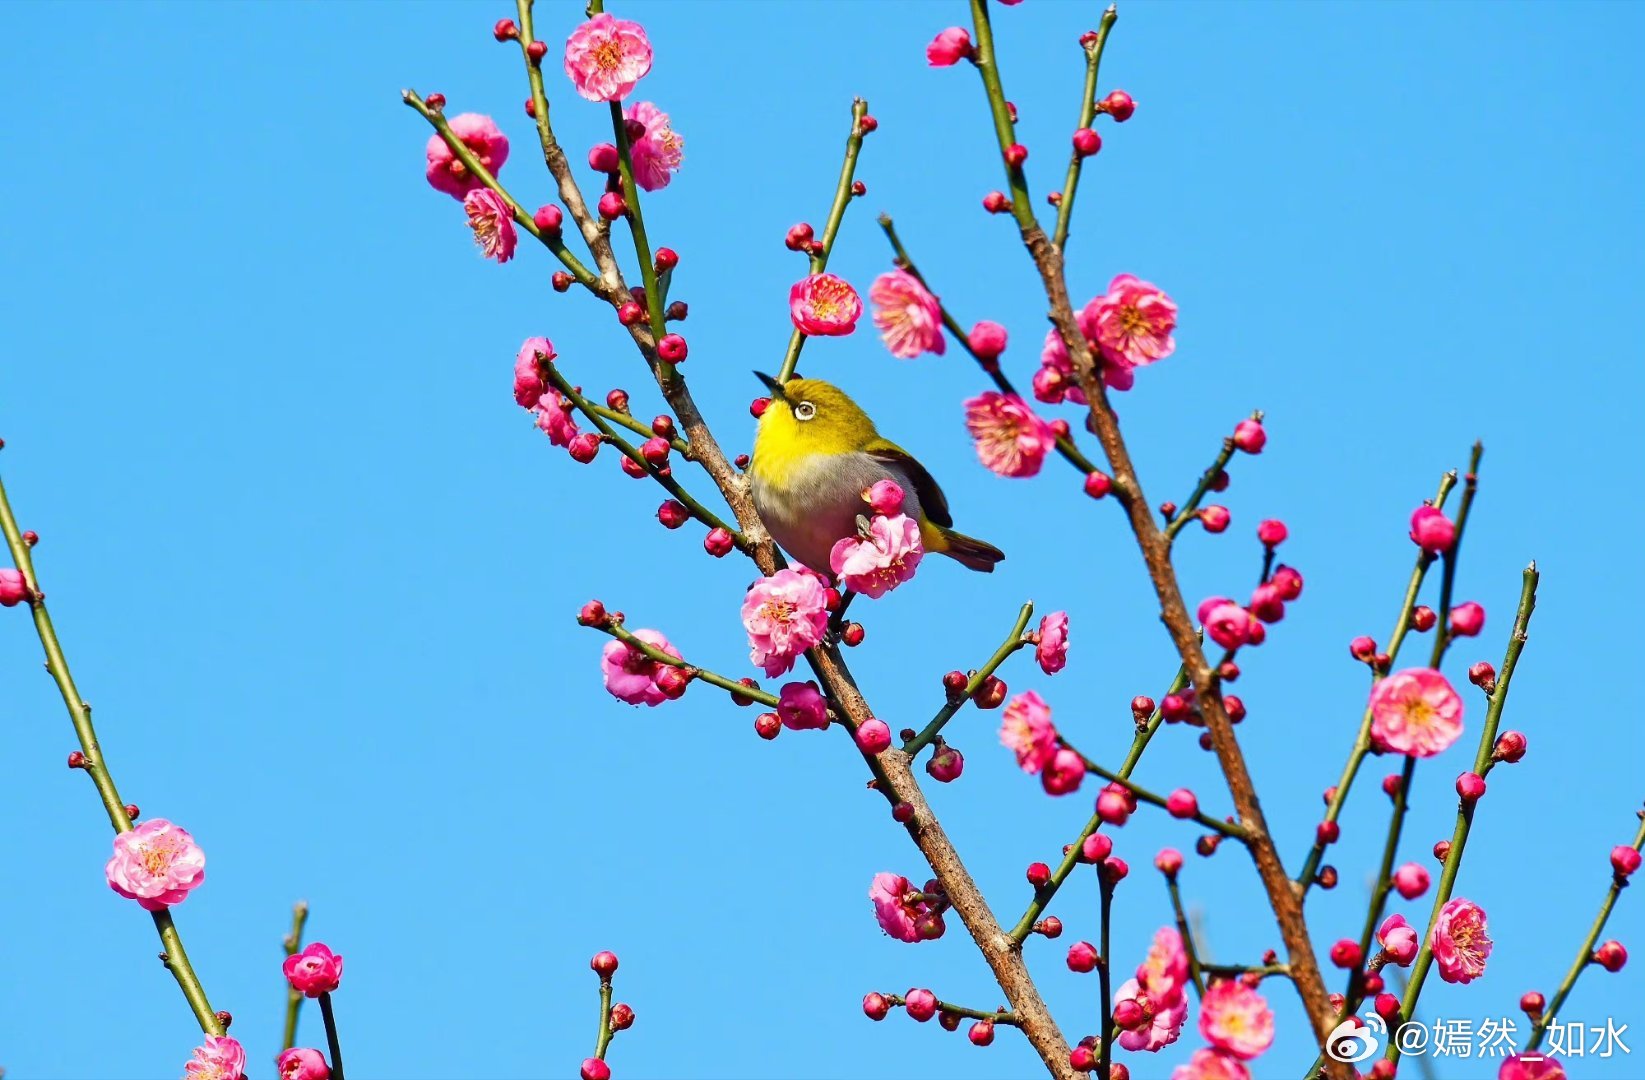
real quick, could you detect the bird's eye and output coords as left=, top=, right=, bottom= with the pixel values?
left=795, top=401, right=816, bottom=421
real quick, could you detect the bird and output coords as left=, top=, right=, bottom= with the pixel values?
left=748, top=371, right=1004, bottom=577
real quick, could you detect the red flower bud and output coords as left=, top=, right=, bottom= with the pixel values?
left=1026, top=862, right=1051, bottom=887
left=754, top=712, right=781, bottom=740
left=657, top=334, right=688, bottom=363
left=597, top=191, right=627, bottom=220
left=851, top=180, right=867, bottom=196
left=1083, top=471, right=1112, bottom=499
left=492, top=18, right=518, bottom=41
left=1257, top=519, right=1288, bottom=546
left=1520, top=991, right=1546, bottom=1016
left=1317, top=820, right=1340, bottom=844
left=1349, top=635, right=1378, bottom=661
left=1130, top=695, right=1154, bottom=720
left=1004, top=143, right=1028, bottom=167
left=1072, top=127, right=1102, bottom=157
left=526, top=39, right=547, bottom=62
left=1455, top=771, right=1486, bottom=802
left=609, top=1003, right=635, bottom=1030
left=552, top=272, right=573, bottom=292
left=858, top=114, right=878, bottom=134
left=589, top=143, right=620, bottom=173
left=1492, top=730, right=1527, bottom=763
left=968, top=1020, right=995, bottom=1046
left=973, top=676, right=1007, bottom=709
left=591, top=951, right=619, bottom=978
left=1101, top=89, right=1136, bottom=121
left=654, top=247, right=679, bottom=271
left=842, top=621, right=865, bottom=646
left=425, top=93, right=446, bottom=111
left=1469, top=661, right=1497, bottom=691
left=703, top=528, right=735, bottom=558
left=617, top=302, right=645, bottom=326
left=784, top=223, right=815, bottom=251
left=982, top=191, right=1011, bottom=214
left=577, top=600, right=609, bottom=628
left=1594, top=940, right=1628, bottom=972
left=1411, top=604, right=1437, bottom=631
left=1066, top=940, right=1099, bottom=973
left=1036, top=915, right=1063, bottom=938
left=862, top=992, right=891, bottom=1021
left=532, top=205, right=563, bottom=234
left=657, top=500, right=689, bottom=529
left=1330, top=939, right=1363, bottom=969
left=67, top=750, right=86, bottom=769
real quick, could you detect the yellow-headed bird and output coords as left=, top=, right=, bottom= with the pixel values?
left=749, top=372, right=1004, bottom=576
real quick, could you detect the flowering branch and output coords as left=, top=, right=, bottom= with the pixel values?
left=1050, top=5, right=1117, bottom=253
left=1161, top=418, right=1257, bottom=543
left=1066, top=747, right=1247, bottom=840
left=1423, top=444, right=1482, bottom=668
left=879, top=993, right=1021, bottom=1027
left=1527, top=812, right=1645, bottom=1050
left=1384, top=562, right=1539, bottom=1067
left=586, top=615, right=780, bottom=708
left=902, top=600, right=1033, bottom=756
left=1199, top=961, right=1289, bottom=981
left=280, top=900, right=311, bottom=1052
left=776, top=99, right=871, bottom=383
left=0, top=466, right=225, bottom=1037
left=1162, top=870, right=1207, bottom=997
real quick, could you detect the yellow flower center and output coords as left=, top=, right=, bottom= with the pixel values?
left=761, top=599, right=795, bottom=624
left=593, top=39, right=623, bottom=72
left=1403, top=699, right=1434, bottom=727
left=140, top=840, right=176, bottom=875
left=810, top=279, right=851, bottom=318
left=1119, top=304, right=1149, bottom=335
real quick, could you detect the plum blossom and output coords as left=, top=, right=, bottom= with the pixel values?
left=533, top=388, right=580, bottom=447
left=564, top=14, right=653, bottom=102
left=599, top=629, right=680, bottom=706
left=790, top=273, right=862, bottom=336
left=1138, top=927, right=1190, bottom=1009
left=1171, top=1049, right=1252, bottom=1080
left=926, top=27, right=973, bottom=66
left=1197, top=597, right=1258, bottom=650
left=829, top=514, right=923, bottom=598
left=1432, top=897, right=1493, bottom=984
left=869, top=270, right=945, bottom=359
left=1114, top=977, right=1188, bottom=1052
left=963, top=391, right=1057, bottom=477
left=1499, top=1053, right=1566, bottom=1080
left=513, top=337, right=554, bottom=408
left=283, top=941, right=344, bottom=998
left=277, top=1048, right=331, bottom=1080
left=741, top=569, right=830, bottom=676
left=1035, top=611, right=1069, bottom=674
left=1040, top=747, right=1085, bottom=795
left=1087, top=273, right=1176, bottom=380
left=625, top=101, right=683, bottom=191
left=1378, top=913, right=1420, bottom=966
left=1199, top=979, right=1274, bottom=1060
left=777, top=681, right=829, bottom=730
left=999, top=690, right=1057, bottom=773
left=185, top=1036, right=247, bottom=1080
left=1410, top=505, right=1457, bottom=553
left=464, top=188, right=517, bottom=263
left=1370, top=668, right=1464, bottom=757
left=869, top=872, right=943, bottom=943
left=425, top=113, right=509, bottom=199
left=105, top=818, right=205, bottom=911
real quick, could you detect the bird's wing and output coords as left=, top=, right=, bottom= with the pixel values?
left=866, top=438, right=954, bottom=528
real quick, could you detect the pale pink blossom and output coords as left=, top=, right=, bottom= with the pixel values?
left=1036, top=611, right=1069, bottom=674
left=1199, top=979, right=1274, bottom=1060
left=513, top=337, right=554, bottom=408
left=741, top=569, right=830, bottom=676
left=533, top=388, right=580, bottom=447
left=464, top=188, right=517, bottom=263
left=777, top=680, right=829, bottom=731
left=1171, top=1049, right=1253, bottom=1080
left=1114, top=978, right=1188, bottom=1052
left=1138, top=927, right=1190, bottom=1009
left=863, top=479, right=905, bottom=517
left=1393, top=861, right=1431, bottom=900
left=1431, top=897, right=1492, bottom=984
left=1040, top=747, right=1085, bottom=795
left=105, top=818, right=205, bottom=911
left=869, top=270, right=945, bottom=359
left=625, top=101, right=683, bottom=191
left=185, top=1036, right=247, bottom=1080
left=1378, top=913, right=1420, bottom=966
left=964, top=391, right=1057, bottom=477
left=1369, top=668, right=1464, bottom=757
left=283, top=941, right=344, bottom=998
left=789, top=273, right=863, bottom=336
left=425, top=113, right=510, bottom=199
left=926, top=27, right=973, bottom=66
left=1087, top=273, right=1176, bottom=379
left=600, top=629, right=681, bottom=706
left=1197, top=597, right=1257, bottom=650
left=1499, top=1053, right=1566, bottom=1080
left=829, top=514, right=923, bottom=598
left=1000, top=690, right=1057, bottom=773
left=869, top=872, right=935, bottom=943
left=0, top=567, right=28, bottom=606
left=1409, top=505, right=1457, bottom=553
left=564, top=14, right=653, bottom=102
left=277, top=1048, right=331, bottom=1080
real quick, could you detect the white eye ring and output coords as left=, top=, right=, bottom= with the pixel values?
left=795, top=401, right=816, bottom=421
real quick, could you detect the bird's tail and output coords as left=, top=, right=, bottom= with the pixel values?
left=923, top=521, right=1005, bottom=573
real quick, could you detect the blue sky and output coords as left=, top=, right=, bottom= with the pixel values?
left=2, top=2, right=1642, bottom=1078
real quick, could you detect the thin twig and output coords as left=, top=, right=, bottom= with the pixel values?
left=281, top=900, right=311, bottom=1052
left=903, top=602, right=1033, bottom=756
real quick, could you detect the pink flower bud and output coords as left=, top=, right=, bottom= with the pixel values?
left=276, top=1048, right=330, bottom=1080
left=588, top=143, right=620, bottom=173
left=862, top=992, right=891, bottom=1020
left=1066, top=940, right=1099, bottom=972
left=1112, top=998, right=1145, bottom=1029
left=568, top=433, right=601, bottom=463
left=1375, top=993, right=1402, bottom=1024
left=577, top=600, right=609, bottom=628
left=1433, top=839, right=1452, bottom=862
left=1099, top=857, right=1129, bottom=885
left=1411, top=605, right=1437, bottom=631
left=1393, top=862, right=1430, bottom=899
left=639, top=436, right=670, bottom=466
left=855, top=719, right=892, bottom=754
left=580, top=1059, right=610, bottom=1080
left=620, top=455, right=648, bottom=479
left=777, top=681, right=828, bottom=731
left=1072, top=127, right=1102, bottom=157
left=655, top=665, right=690, bottom=700
left=1069, top=1045, right=1097, bottom=1072
left=1324, top=785, right=1340, bottom=804
left=597, top=191, right=627, bottom=220
left=552, top=271, right=573, bottom=292
left=1492, top=730, right=1527, bottom=763
left=1019, top=862, right=1050, bottom=888
left=524, top=97, right=537, bottom=118
left=1349, top=635, right=1377, bottom=661
left=1257, top=519, right=1288, bottom=546
left=654, top=246, right=679, bottom=270
left=982, top=191, right=1011, bottom=214
left=617, top=301, right=645, bottom=326
left=927, top=745, right=965, bottom=782
left=22, top=530, right=38, bottom=546
left=529, top=205, right=563, bottom=236
left=1595, top=940, right=1628, bottom=972
left=1033, top=915, right=1064, bottom=939
left=859, top=114, right=878, bottom=134
left=1409, top=505, right=1456, bottom=554
left=425, top=92, right=446, bottom=110
left=969, top=1019, right=995, bottom=1046
left=1199, top=505, right=1231, bottom=533
left=653, top=500, right=689, bottom=530
left=1101, top=89, right=1136, bottom=121
left=283, top=943, right=344, bottom=998
left=1330, top=939, right=1363, bottom=969
left=841, top=621, right=865, bottom=646
left=926, top=27, right=974, bottom=67
left=754, top=712, right=780, bottom=740
left=1271, top=565, right=1303, bottom=601
left=1096, top=787, right=1131, bottom=825
left=1154, top=847, right=1184, bottom=876
left=974, top=676, right=1007, bottom=709
left=1083, top=471, right=1112, bottom=499
left=1380, top=773, right=1403, bottom=798
left=1249, top=583, right=1286, bottom=624
left=67, top=750, right=86, bottom=769
left=1232, top=418, right=1266, bottom=453
left=784, top=223, right=814, bottom=251
left=1004, top=143, right=1028, bottom=168
left=1130, top=696, right=1155, bottom=721
left=703, top=527, right=734, bottom=557
left=1456, top=771, right=1486, bottom=802
left=1363, top=972, right=1385, bottom=994
left=864, top=479, right=905, bottom=516
left=969, top=321, right=1009, bottom=361
left=1317, top=821, right=1340, bottom=845
left=1520, top=991, right=1546, bottom=1016
left=905, top=988, right=938, bottom=1022
left=657, top=334, right=688, bottom=363
left=1165, top=788, right=1198, bottom=819
left=1468, top=661, right=1497, bottom=691
left=0, top=568, right=29, bottom=607
left=609, top=1002, right=635, bottom=1030
left=1448, top=601, right=1485, bottom=637
left=493, top=18, right=518, bottom=40
left=1160, top=691, right=1193, bottom=723
left=1081, top=832, right=1112, bottom=863
left=1612, top=845, right=1643, bottom=878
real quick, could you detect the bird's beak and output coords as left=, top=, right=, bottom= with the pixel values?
left=753, top=371, right=787, bottom=402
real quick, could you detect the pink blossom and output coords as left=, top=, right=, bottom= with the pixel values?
left=277, top=1048, right=331, bottom=1080
left=564, top=14, right=653, bottom=102
left=464, top=188, right=517, bottom=263
left=1036, top=611, right=1069, bottom=674
left=1000, top=690, right=1057, bottom=773
left=1499, top=1055, right=1566, bottom=1080
left=1087, top=273, right=1177, bottom=380
left=869, top=270, right=945, bottom=359
left=741, top=568, right=830, bottom=677
left=969, top=321, right=1008, bottom=360
left=424, top=113, right=510, bottom=199
left=863, top=479, right=905, bottom=517
left=283, top=941, right=344, bottom=998
left=1393, top=861, right=1431, bottom=900
left=869, top=872, right=931, bottom=943
left=625, top=101, right=683, bottom=191
left=1138, top=927, right=1190, bottom=1009
left=1114, top=978, right=1188, bottom=1052
left=829, top=514, right=923, bottom=598
left=1035, top=327, right=1089, bottom=404
left=777, top=680, right=829, bottom=730
left=1199, top=979, right=1274, bottom=1060
left=1378, top=913, right=1420, bottom=966
left=1431, top=897, right=1492, bottom=984
left=532, top=388, right=580, bottom=447
left=1040, top=748, right=1085, bottom=795
left=185, top=1036, right=247, bottom=1080
left=1449, top=601, right=1486, bottom=637
left=1410, top=505, right=1457, bottom=553
left=1197, top=597, right=1257, bottom=651
left=963, top=391, right=1057, bottom=477
left=926, top=27, right=973, bottom=66
left=0, top=567, right=28, bottom=606
left=1369, top=668, right=1464, bottom=757
left=105, top=818, right=205, bottom=911
left=599, top=629, right=681, bottom=706
left=513, top=337, right=554, bottom=408
left=1171, top=1049, right=1253, bottom=1080
left=789, top=273, right=863, bottom=336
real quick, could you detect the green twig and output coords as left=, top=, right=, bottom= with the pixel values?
left=1052, top=6, right=1118, bottom=252
left=281, top=900, right=311, bottom=1052
left=903, top=602, right=1033, bottom=756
